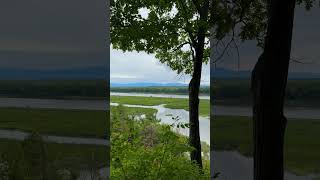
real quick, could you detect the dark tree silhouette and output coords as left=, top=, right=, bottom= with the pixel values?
left=251, top=0, right=296, bottom=179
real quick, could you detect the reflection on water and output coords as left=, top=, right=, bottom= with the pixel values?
left=212, top=106, right=320, bottom=120
left=212, top=151, right=319, bottom=180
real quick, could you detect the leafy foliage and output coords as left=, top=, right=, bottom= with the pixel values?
left=111, top=105, right=210, bottom=179
left=0, top=134, right=107, bottom=180
left=111, top=0, right=211, bottom=74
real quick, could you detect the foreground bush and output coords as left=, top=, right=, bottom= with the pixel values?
left=111, top=105, right=209, bottom=179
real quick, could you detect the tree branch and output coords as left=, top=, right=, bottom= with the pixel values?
left=177, top=0, right=198, bottom=46
left=211, top=27, right=237, bottom=63
left=191, top=0, right=201, bottom=12
left=172, top=42, right=191, bottom=52
left=290, top=56, right=315, bottom=64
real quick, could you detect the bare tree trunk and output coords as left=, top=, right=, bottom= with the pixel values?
left=189, top=1, right=210, bottom=169
left=189, top=54, right=203, bottom=168
left=251, top=0, right=296, bottom=179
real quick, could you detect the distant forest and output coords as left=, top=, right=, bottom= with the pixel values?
left=0, top=80, right=108, bottom=99
left=211, top=79, right=320, bottom=107
left=111, top=86, right=210, bottom=95
left=3, top=79, right=319, bottom=105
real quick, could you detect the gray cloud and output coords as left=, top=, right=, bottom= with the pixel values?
left=110, top=49, right=210, bottom=85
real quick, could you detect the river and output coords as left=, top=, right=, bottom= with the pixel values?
left=1, top=95, right=320, bottom=179
left=211, top=151, right=320, bottom=180
left=1, top=97, right=320, bottom=120
left=213, top=105, right=320, bottom=120
left=111, top=92, right=210, bottom=100
left=111, top=103, right=210, bottom=145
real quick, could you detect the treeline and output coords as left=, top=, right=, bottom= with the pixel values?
left=111, top=86, right=210, bottom=95
left=0, top=80, right=108, bottom=99
left=212, top=79, right=320, bottom=106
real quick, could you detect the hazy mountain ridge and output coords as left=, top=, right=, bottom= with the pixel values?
left=211, top=67, right=320, bottom=79
left=111, top=82, right=188, bottom=87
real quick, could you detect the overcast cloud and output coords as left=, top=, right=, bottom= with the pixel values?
left=111, top=49, right=210, bottom=85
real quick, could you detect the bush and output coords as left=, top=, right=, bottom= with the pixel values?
left=111, top=105, right=210, bottom=179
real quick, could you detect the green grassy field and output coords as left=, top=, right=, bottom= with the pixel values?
left=0, top=105, right=155, bottom=141
left=213, top=115, right=320, bottom=176
left=0, top=106, right=109, bottom=178
left=0, top=108, right=109, bottom=138
left=0, top=138, right=109, bottom=177
left=111, top=96, right=209, bottom=117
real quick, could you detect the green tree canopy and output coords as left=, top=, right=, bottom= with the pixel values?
left=112, top=0, right=211, bottom=75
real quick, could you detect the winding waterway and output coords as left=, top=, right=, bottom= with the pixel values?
left=111, top=103, right=210, bottom=145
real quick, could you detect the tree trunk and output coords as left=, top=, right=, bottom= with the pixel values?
left=189, top=53, right=203, bottom=168
left=251, top=0, right=296, bottom=179
left=189, top=1, right=210, bottom=169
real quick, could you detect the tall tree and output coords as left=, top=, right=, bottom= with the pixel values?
left=111, top=0, right=269, bottom=168
left=251, top=0, right=296, bottom=179
left=111, top=0, right=212, bottom=167
left=210, top=0, right=316, bottom=178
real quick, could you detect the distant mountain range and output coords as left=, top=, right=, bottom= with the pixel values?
left=211, top=67, right=320, bottom=79
left=0, top=67, right=108, bottom=80
left=111, top=82, right=188, bottom=87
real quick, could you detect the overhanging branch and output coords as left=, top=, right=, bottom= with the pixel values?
left=172, top=42, right=192, bottom=52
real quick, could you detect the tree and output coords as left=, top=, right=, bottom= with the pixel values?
left=111, top=0, right=213, bottom=168
left=249, top=1, right=319, bottom=179
left=211, top=0, right=316, bottom=179
left=250, top=0, right=320, bottom=179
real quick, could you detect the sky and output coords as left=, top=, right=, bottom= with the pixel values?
left=1, top=2, right=318, bottom=81
left=110, top=49, right=210, bottom=85
left=0, top=0, right=107, bottom=71
left=211, top=5, right=320, bottom=74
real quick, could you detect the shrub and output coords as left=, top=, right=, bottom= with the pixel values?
left=111, top=105, right=210, bottom=179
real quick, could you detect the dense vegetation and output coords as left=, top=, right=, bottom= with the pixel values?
left=211, top=78, right=320, bottom=107
left=111, top=105, right=210, bottom=179
left=0, top=107, right=109, bottom=179
left=213, top=115, right=320, bottom=176
left=0, top=80, right=108, bottom=99
left=111, top=86, right=210, bottom=95
left=0, top=134, right=108, bottom=179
